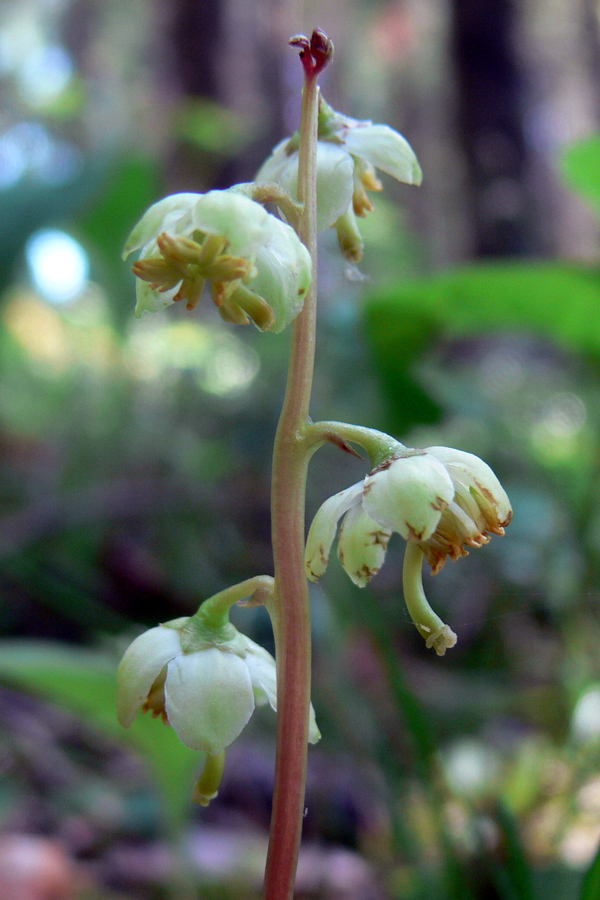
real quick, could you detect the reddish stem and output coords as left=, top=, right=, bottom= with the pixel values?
left=263, top=33, right=327, bottom=900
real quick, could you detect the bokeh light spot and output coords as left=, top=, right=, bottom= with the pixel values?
left=19, top=44, right=73, bottom=105
left=572, top=687, right=600, bottom=742
left=26, top=229, right=89, bottom=304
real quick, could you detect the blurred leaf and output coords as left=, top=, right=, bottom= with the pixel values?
left=176, top=98, right=259, bottom=155
left=363, top=301, right=442, bottom=432
left=365, top=263, right=600, bottom=430
left=560, top=134, right=600, bottom=214
left=580, top=837, right=600, bottom=900
left=443, top=854, right=477, bottom=900
left=492, top=800, right=536, bottom=900
left=78, top=155, right=158, bottom=262
left=77, top=155, right=159, bottom=328
left=0, top=640, right=200, bottom=831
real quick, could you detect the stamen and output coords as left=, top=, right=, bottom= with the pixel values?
left=132, top=258, right=181, bottom=290
left=195, top=233, right=229, bottom=266
left=142, top=667, right=169, bottom=720
left=352, top=182, right=375, bottom=217
left=214, top=283, right=250, bottom=325
left=203, top=254, right=255, bottom=283
left=155, top=234, right=194, bottom=278
left=355, top=158, right=383, bottom=193
left=230, top=284, right=276, bottom=330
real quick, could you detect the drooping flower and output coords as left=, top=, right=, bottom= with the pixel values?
left=117, top=617, right=320, bottom=754
left=255, top=96, right=422, bottom=261
left=305, top=446, right=512, bottom=655
left=122, top=188, right=312, bottom=333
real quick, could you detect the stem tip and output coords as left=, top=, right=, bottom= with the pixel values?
left=289, top=29, right=334, bottom=78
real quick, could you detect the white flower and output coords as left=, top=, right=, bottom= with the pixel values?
left=306, top=447, right=511, bottom=586
left=305, top=446, right=512, bottom=655
left=117, top=618, right=320, bottom=754
left=255, top=97, right=422, bottom=261
left=122, top=188, right=312, bottom=333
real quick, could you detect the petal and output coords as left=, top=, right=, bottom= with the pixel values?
left=307, top=705, right=321, bottom=744
left=123, top=193, right=201, bottom=259
left=425, top=447, right=512, bottom=528
left=134, top=276, right=180, bottom=318
left=246, top=216, right=312, bottom=332
left=272, top=143, right=355, bottom=231
left=337, top=503, right=391, bottom=587
left=343, top=123, right=422, bottom=186
left=305, top=482, right=364, bottom=581
left=242, top=638, right=277, bottom=709
left=190, top=190, right=270, bottom=257
left=363, top=454, right=455, bottom=541
left=116, top=625, right=182, bottom=728
left=165, top=648, right=255, bottom=754
left=313, top=144, right=355, bottom=229
left=255, top=138, right=293, bottom=184
left=241, top=637, right=321, bottom=744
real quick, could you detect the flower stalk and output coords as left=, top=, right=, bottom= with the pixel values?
left=264, top=30, right=331, bottom=900
left=117, top=25, right=512, bottom=900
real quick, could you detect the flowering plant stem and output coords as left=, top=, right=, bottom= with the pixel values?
left=263, top=43, right=322, bottom=900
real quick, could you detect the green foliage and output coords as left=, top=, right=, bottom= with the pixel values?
left=580, top=838, right=600, bottom=900
left=77, top=155, right=159, bottom=329
left=493, top=801, right=536, bottom=900
left=0, top=640, right=201, bottom=831
left=364, top=262, right=600, bottom=428
left=176, top=98, right=259, bottom=155
left=78, top=156, right=158, bottom=264
left=560, top=134, right=600, bottom=214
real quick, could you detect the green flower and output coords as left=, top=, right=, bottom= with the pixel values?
left=256, top=97, right=422, bottom=261
left=123, top=188, right=312, bottom=333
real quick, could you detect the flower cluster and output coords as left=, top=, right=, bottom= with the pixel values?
left=123, top=188, right=312, bottom=333
left=256, top=96, right=422, bottom=261
left=117, top=616, right=320, bottom=755
left=305, top=445, right=512, bottom=654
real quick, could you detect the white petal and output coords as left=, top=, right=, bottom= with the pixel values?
left=134, top=277, right=180, bottom=318
left=191, top=190, right=270, bottom=256
left=337, top=503, right=391, bottom=587
left=122, top=193, right=201, bottom=259
left=305, top=482, right=363, bottom=581
left=247, top=216, right=312, bottom=332
left=343, top=124, right=422, bottom=186
left=116, top=625, right=182, bottom=728
left=241, top=637, right=320, bottom=743
left=308, top=705, right=321, bottom=744
left=255, top=138, right=292, bottom=184
left=243, top=638, right=277, bottom=710
left=272, top=143, right=355, bottom=231
left=426, top=447, right=512, bottom=525
left=164, top=648, right=254, bottom=754
left=363, top=454, right=454, bottom=541
left=314, top=144, right=355, bottom=229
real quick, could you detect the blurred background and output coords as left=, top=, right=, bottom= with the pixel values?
left=2, top=0, right=600, bottom=898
